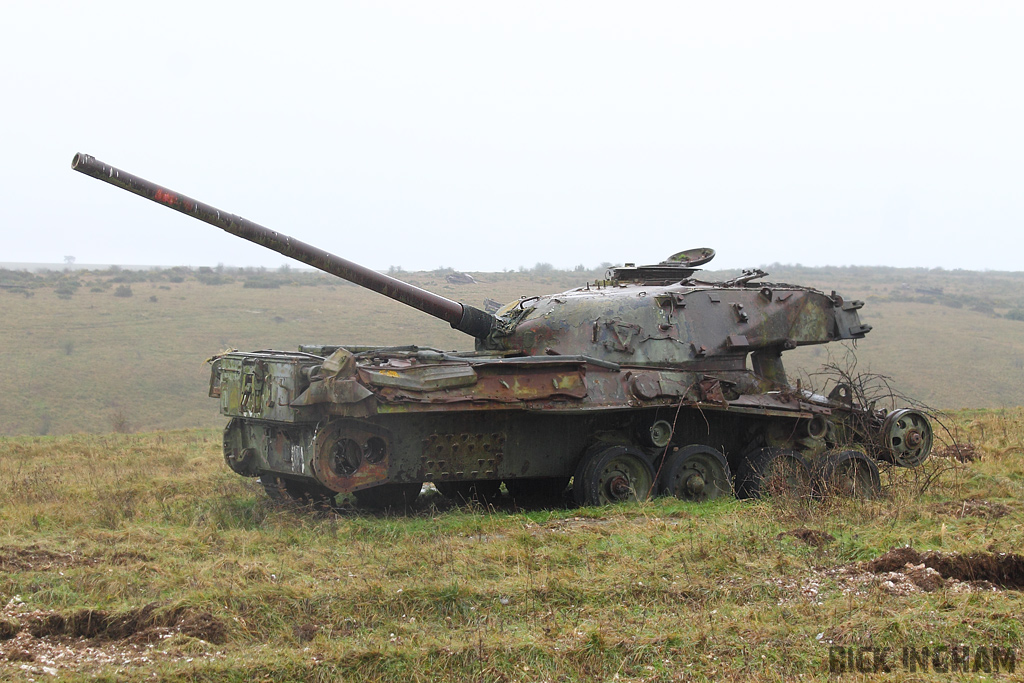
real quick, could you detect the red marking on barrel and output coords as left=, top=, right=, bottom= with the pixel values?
left=154, top=189, right=177, bottom=205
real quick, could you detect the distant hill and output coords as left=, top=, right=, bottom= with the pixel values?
left=0, top=262, right=169, bottom=271
left=1, top=263, right=1022, bottom=436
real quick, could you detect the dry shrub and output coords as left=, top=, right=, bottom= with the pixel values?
left=109, top=408, right=133, bottom=434
left=807, top=346, right=972, bottom=500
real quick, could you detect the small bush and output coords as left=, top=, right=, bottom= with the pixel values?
left=110, top=408, right=133, bottom=433
left=110, top=271, right=148, bottom=283
left=114, top=284, right=133, bottom=298
left=54, top=278, right=81, bottom=299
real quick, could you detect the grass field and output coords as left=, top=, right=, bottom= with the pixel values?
left=1, top=264, right=1023, bottom=436
left=0, top=408, right=1022, bottom=681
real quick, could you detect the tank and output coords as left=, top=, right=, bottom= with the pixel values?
left=72, top=153, right=933, bottom=508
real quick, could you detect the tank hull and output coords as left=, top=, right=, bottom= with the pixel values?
left=214, top=339, right=923, bottom=507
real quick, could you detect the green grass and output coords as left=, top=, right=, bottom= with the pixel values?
left=0, top=410, right=1022, bottom=681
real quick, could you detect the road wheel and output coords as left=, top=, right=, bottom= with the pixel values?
left=735, top=448, right=811, bottom=500
left=659, top=445, right=732, bottom=502
left=813, top=450, right=881, bottom=498
left=575, top=445, right=655, bottom=507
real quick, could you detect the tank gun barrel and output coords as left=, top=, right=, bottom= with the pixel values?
left=71, top=153, right=495, bottom=339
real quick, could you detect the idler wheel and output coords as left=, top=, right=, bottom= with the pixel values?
left=222, top=418, right=259, bottom=476
left=735, top=448, right=812, bottom=500
left=812, top=450, right=881, bottom=499
left=658, top=445, right=732, bottom=502
left=573, top=445, right=655, bottom=507
left=880, top=409, right=933, bottom=467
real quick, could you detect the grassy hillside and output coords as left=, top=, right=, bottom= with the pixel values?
left=1, top=264, right=1022, bottom=436
left=0, top=409, right=1022, bottom=681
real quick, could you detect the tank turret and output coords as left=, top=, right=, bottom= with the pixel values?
left=73, top=153, right=932, bottom=510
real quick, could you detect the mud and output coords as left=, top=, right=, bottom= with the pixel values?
left=777, top=528, right=835, bottom=547
left=1, top=600, right=228, bottom=676
left=106, top=550, right=156, bottom=564
left=0, top=546, right=97, bottom=572
left=294, top=623, right=319, bottom=642
left=0, top=545, right=154, bottom=572
left=21, top=604, right=226, bottom=644
left=866, top=547, right=1024, bottom=590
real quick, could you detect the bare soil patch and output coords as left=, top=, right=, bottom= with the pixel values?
left=293, top=622, right=319, bottom=642
left=932, top=443, right=982, bottom=462
left=794, top=548, right=1024, bottom=600
left=542, top=516, right=622, bottom=533
left=930, top=498, right=1012, bottom=519
left=106, top=550, right=155, bottom=564
left=19, top=603, right=226, bottom=644
left=865, top=547, right=1024, bottom=590
left=1, top=599, right=228, bottom=676
left=0, top=546, right=152, bottom=573
left=777, top=527, right=835, bottom=547
left=0, top=546, right=98, bottom=572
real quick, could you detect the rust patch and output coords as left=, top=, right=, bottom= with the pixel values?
left=379, top=365, right=587, bottom=404
left=311, top=421, right=390, bottom=493
left=698, top=377, right=726, bottom=404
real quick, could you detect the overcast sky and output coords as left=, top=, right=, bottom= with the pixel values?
left=2, top=2, right=1022, bottom=273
